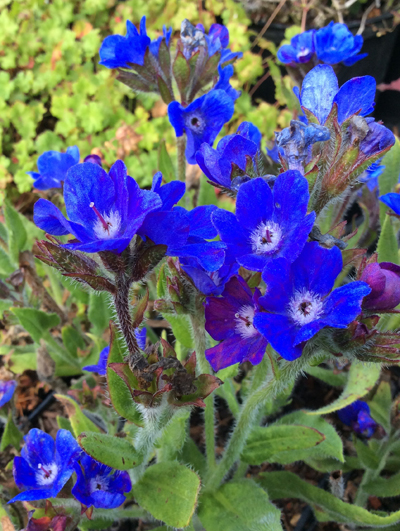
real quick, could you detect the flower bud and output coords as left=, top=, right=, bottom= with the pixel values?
left=360, top=262, right=400, bottom=311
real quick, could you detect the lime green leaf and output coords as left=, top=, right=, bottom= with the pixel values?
left=88, top=292, right=112, bottom=335
left=180, top=437, right=206, bottom=478
left=242, top=424, right=325, bottom=465
left=55, top=394, right=101, bottom=438
left=364, top=471, right=400, bottom=497
left=307, top=362, right=380, bottom=415
left=259, top=471, right=400, bottom=527
left=354, top=437, right=380, bottom=470
left=198, top=479, right=283, bottom=531
left=165, top=314, right=193, bottom=349
left=62, top=325, right=85, bottom=358
left=3, top=200, right=27, bottom=264
left=306, top=366, right=347, bottom=387
left=155, top=409, right=190, bottom=462
left=11, top=308, right=60, bottom=343
left=78, top=432, right=142, bottom=470
left=158, top=140, right=175, bottom=182
left=132, top=462, right=200, bottom=528
left=0, top=247, right=15, bottom=275
left=377, top=215, right=398, bottom=264
left=0, top=410, right=22, bottom=451
left=369, top=381, right=392, bottom=433
left=379, top=138, right=400, bottom=225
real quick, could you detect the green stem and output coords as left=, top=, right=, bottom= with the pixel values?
left=233, top=460, right=248, bottom=481
left=177, top=135, right=186, bottom=182
left=190, top=306, right=216, bottom=472
left=205, top=356, right=307, bottom=492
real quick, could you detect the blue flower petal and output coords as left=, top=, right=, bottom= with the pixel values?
left=186, top=205, right=219, bottom=239
left=236, top=178, right=274, bottom=231
left=320, top=281, right=371, bottom=327
left=333, top=76, right=376, bottom=124
left=259, top=258, right=293, bottom=312
left=21, top=429, right=55, bottom=469
left=253, top=313, right=301, bottom=361
left=138, top=210, right=190, bottom=247
left=380, top=193, right=400, bottom=216
left=300, top=65, right=339, bottom=124
left=272, top=170, right=310, bottom=231
left=170, top=242, right=226, bottom=272
left=212, top=208, right=250, bottom=248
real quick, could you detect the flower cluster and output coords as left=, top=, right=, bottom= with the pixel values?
left=10, top=428, right=131, bottom=508
left=278, top=22, right=367, bottom=68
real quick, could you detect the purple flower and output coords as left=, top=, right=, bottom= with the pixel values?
left=380, top=192, right=400, bottom=215
left=315, top=22, right=367, bottom=66
left=205, top=276, right=268, bottom=371
left=10, top=429, right=81, bottom=502
left=360, top=159, right=385, bottom=191
left=83, top=330, right=147, bottom=375
left=360, top=262, right=400, bottom=311
left=214, top=64, right=241, bottom=101
left=360, top=120, right=395, bottom=157
left=294, top=64, right=376, bottom=126
left=253, top=242, right=371, bottom=361
left=337, top=400, right=377, bottom=437
left=212, top=172, right=315, bottom=272
left=99, top=17, right=151, bottom=69
left=72, top=454, right=131, bottom=509
left=28, top=146, right=80, bottom=190
left=170, top=205, right=226, bottom=272
left=278, top=30, right=316, bottom=65
left=0, top=380, right=16, bottom=408
left=196, top=122, right=261, bottom=192
left=33, top=160, right=161, bottom=254
left=138, top=172, right=189, bottom=249
left=168, top=90, right=235, bottom=164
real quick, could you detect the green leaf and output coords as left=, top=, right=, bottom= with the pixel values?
left=354, top=437, right=380, bottom=470
left=369, top=381, right=392, bottom=433
left=274, top=411, right=344, bottom=465
left=0, top=410, right=22, bottom=451
left=158, top=140, right=175, bottom=182
left=3, top=200, right=27, bottom=264
left=180, top=437, right=206, bottom=478
left=307, top=362, right=380, bottom=415
left=306, top=366, right=348, bottom=387
left=165, top=314, right=194, bottom=349
left=172, top=51, right=190, bottom=98
left=78, top=432, right=142, bottom=470
left=62, top=325, right=85, bottom=358
left=9, top=351, right=36, bottom=372
left=259, top=471, right=400, bottom=527
left=11, top=308, right=60, bottom=343
left=241, top=424, right=325, bottom=465
left=364, top=471, right=400, bottom=497
left=0, top=247, right=15, bottom=275
left=132, top=462, right=200, bottom=528
left=88, top=292, right=112, bottom=334
left=198, top=479, right=283, bottom=531
left=379, top=137, right=400, bottom=225
left=57, top=415, right=73, bottom=434
left=155, top=409, right=189, bottom=462
left=377, top=215, right=398, bottom=264
left=55, top=394, right=101, bottom=438
left=106, top=324, right=144, bottom=425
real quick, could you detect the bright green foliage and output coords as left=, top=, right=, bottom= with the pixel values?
left=78, top=432, right=142, bottom=470
left=379, top=138, right=400, bottom=224
left=132, top=462, right=201, bottom=528
left=0, top=411, right=22, bottom=452
left=369, top=381, right=392, bottom=433
left=198, top=480, right=283, bottom=531
left=54, top=393, right=101, bottom=437
left=11, top=308, right=60, bottom=343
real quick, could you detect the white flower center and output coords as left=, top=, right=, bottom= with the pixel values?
left=288, top=289, right=324, bottom=326
left=90, top=475, right=109, bottom=493
left=92, top=208, right=122, bottom=240
left=298, top=48, right=310, bottom=58
left=235, top=305, right=258, bottom=339
left=250, top=221, right=282, bottom=255
left=36, top=462, right=58, bottom=486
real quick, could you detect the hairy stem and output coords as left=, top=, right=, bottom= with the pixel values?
left=190, top=306, right=216, bottom=471
left=114, top=272, right=147, bottom=370
left=205, top=356, right=307, bottom=491
left=177, top=135, right=187, bottom=182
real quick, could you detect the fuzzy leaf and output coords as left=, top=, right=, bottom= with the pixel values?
left=306, top=366, right=347, bottom=387
left=0, top=410, right=22, bottom=451
left=131, top=289, right=149, bottom=329
left=354, top=437, right=380, bottom=470
left=55, top=394, right=101, bottom=437
left=258, top=471, right=400, bottom=527
left=132, top=462, right=200, bottom=528
left=241, top=424, right=325, bottom=465
left=78, top=432, right=142, bottom=470
left=306, top=362, right=380, bottom=415
left=198, top=479, right=283, bottom=531
left=369, top=380, right=392, bottom=433
left=132, top=244, right=167, bottom=282
left=364, top=471, right=400, bottom=497
left=172, top=51, right=190, bottom=98
left=377, top=215, right=398, bottom=264
left=11, top=308, right=60, bottom=343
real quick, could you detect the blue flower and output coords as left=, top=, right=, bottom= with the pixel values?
left=83, top=330, right=147, bottom=375
left=359, top=120, right=396, bottom=157
left=170, top=205, right=226, bottom=272
left=380, top=191, right=400, bottom=215
left=149, top=25, right=173, bottom=58
left=277, top=30, right=316, bottom=65
left=315, top=22, right=367, bottom=66
left=212, top=172, right=315, bottom=272
left=294, top=64, right=376, bottom=126
left=180, top=248, right=239, bottom=296
left=337, top=400, right=378, bottom=437
left=10, top=428, right=81, bottom=502
left=168, top=90, right=235, bottom=164
left=253, top=242, right=371, bottom=361
left=266, top=141, right=283, bottom=164
left=204, top=276, right=268, bottom=371
left=28, top=146, right=80, bottom=190
left=360, top=159, right=385, bottom=191
left=214, top=64, right=241, bottom=101
left=33, top=160, right=161, bottom=254
left=0, top=380, right=16, bottom=408
left=138, top=172, right=189, bottom=249
left=99, top=17, right=151, bottom=69
left=72, top=454, right=131, bottom=509
left=196, top=121, right=261, bottom=191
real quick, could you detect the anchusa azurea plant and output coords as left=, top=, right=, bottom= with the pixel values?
left=3, top=14, right=400, bottom=531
